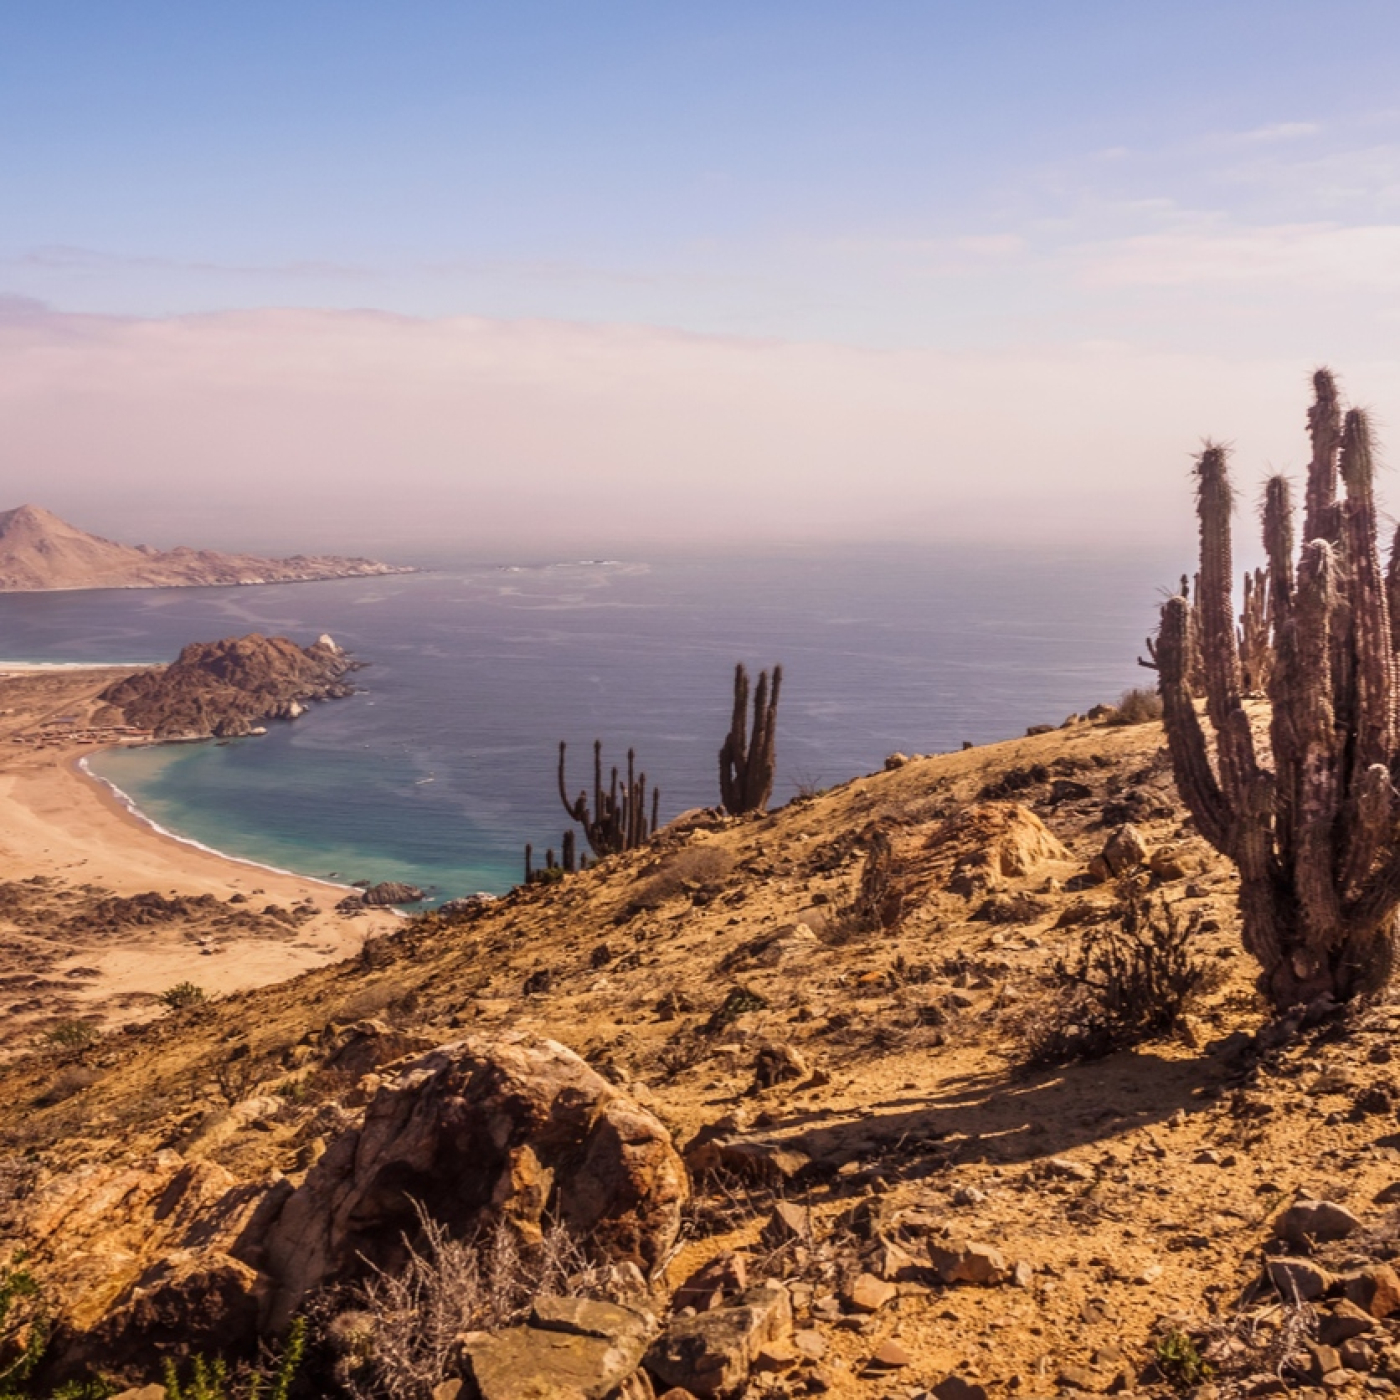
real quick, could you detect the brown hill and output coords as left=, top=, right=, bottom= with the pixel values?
left=1, top=709, right=1395, bottom=1396
left=99, top=633, right=360, bottom=738
left=0, top=503, right=413, bottom=592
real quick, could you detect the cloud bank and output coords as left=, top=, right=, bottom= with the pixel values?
left=2, top=301, right=1396, bottom=560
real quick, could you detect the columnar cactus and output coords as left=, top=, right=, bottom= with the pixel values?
left=719, top=663, right=783, bottom=815
left=1157, top=369, right=1400, bottom=1009
left=558, top=739, right=658, bottom=857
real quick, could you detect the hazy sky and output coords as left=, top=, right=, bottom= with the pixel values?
left=4, top=2, right=1400, bottom=555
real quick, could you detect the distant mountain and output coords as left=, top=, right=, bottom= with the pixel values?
left=0, top=504, right=414, bottom=593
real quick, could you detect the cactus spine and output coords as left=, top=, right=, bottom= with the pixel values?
left=1157, top=369, right=1400, bottom=1009
left=718, top=663, right=783, bottom=814
left=558, top=739, right=658, bottom=857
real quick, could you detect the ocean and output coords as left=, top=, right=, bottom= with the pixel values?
left=0, top=543, right=1179, bottom=903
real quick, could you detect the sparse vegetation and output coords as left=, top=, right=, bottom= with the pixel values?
left=1154, top=1326, right=1212, bottom=1390
left=558, top=739, right=659, bottom=857
left=1157, top=369, right=1400, bottom=1009
left=331, top=1214, right=599, bottom=1399
left=42, top=1021, right=98, bottom=1053
left=718, top=662, right=782, bottom=815
left=1023, top=894, right=1212, bottom=1064
left=161, top=1316, right=305, bottom=1400
left=159, top=981, right=208, bottom=1011
left=1110, top=685, right=1163, bottom=726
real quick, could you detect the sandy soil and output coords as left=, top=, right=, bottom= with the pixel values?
left=0, top=667, right=399, bottom=1049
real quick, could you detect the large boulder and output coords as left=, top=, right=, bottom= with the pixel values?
left=261, top=1032, right=688, bottom=1330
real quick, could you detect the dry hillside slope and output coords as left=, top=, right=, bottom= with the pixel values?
left=4, top=712, right=1400, bottom=1396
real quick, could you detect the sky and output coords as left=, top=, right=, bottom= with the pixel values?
left=4, top=1, right=1400, bottom=556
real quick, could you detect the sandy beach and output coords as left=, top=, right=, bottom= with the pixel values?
left=0, top=666, right=399, bottom=1048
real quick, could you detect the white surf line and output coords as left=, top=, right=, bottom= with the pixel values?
left=77, top=756, right=361, bottom=895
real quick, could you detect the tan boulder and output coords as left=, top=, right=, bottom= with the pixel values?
left=261, top=1031, right=688, bottom=1330
left=936, top=804, right=1071, bottom=896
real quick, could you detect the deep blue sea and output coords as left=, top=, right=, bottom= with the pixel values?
left=0, top=544, right=1179, bottom=903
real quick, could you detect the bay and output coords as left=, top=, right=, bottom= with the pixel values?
left=0, top=543, right=1180, bottom=902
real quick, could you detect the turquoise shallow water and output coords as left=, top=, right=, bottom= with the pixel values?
left=0, top=544, right=1180, bottom=903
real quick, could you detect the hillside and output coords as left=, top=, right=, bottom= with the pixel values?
left=3, top=707, right=1398, bottom=1396
left=0, top=504, right=413, bottom=592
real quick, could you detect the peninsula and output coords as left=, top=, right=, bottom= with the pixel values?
left=0, top=503, right=414, bottom=592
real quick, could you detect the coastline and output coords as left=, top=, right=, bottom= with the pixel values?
left=0, top=665, right=401, bottom=1047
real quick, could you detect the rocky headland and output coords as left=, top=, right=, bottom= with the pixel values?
left=0, top=503, right=414, bottom=593
left=98, top=633, right=361, bottom=739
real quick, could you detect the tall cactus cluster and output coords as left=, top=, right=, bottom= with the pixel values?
left=1157, top=368, right=1400, bottom=1009
left=558, top=739, right=659, bottom=857
left=719, top=663, right=783, bottom=815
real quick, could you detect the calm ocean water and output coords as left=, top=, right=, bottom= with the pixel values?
left=0, top=544, right=1178, bottom=902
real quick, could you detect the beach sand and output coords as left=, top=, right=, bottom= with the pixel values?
left=0, top=666, right=399, bottom=1049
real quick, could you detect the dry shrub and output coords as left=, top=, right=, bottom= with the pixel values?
left=828, top=824, right=902, bottom=942
left=620, top=844, right=735, bottom=919
left=333, top=1209, right=603, bottom=1399
left=1022, top=895, right=1212, bottom=1065
left=1110, top=686, right=1164, bottom=726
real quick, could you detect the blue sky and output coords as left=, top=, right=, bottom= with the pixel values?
left=3, top=3, right=1400, bottom=549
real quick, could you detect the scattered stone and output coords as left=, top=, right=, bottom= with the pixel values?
left=933, top=1377, right=989, bottom=1400
left=843, top=1273, right=897, bottom=1314
left=674, top=1253, right=750, bottom=1313
left=1269, top=1257, right=1335, bottom=1302
left=762, top=1202, right=813, bottom=1247
left=793, top=1330, right=827, bottom=1361
left=1058, top=1364, right=1097, bottom=1390
left=1320, top=1301, right=1376, bottom=1345
left=867, top=1339, right=912, bottom=1369
left=1341, top=1338, right=1377, bottom=1372
left=1343, top=1265, right=1400, bottom=1319
left=1043, top=1157, right=1095, bottom=1182
left=952, top=1185, right=987, bottom=1207
left=885, top=753, right=910, bottom=770
left=927, top=1239, right=1007, bottom=1286
left=1149, top=845, right=1190, bottom=881
left=645, top=1282, right=793, bottom=1399
left=361, top=881, right=426, bottom=905
left=753, top=1041, right=810, bottom=1090
left=112, top=1389, right=166, bottom=1400
left=431, top=1383, right=463, bottom=1400
left=1012, top=1261, right=1034, bottom=1288
left=459, top=1295, right=656, bottom=1400
left=1091, top=823, right=1150, bottom=881
left=1276, top=1200, right=1363, bottom=1248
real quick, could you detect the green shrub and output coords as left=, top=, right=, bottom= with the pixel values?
left=158, top=982, right=207, bottom=1011
left=1155, top=1327, right=1212, bottom=1389
left=43, top=1021, right=98, bottom=1053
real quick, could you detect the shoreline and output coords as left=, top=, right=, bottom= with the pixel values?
left=0, top=664, right=402, bottom=1046
left=76, top=753, right=361, bottom=896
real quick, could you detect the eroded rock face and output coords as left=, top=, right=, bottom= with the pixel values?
left=261, top=1031, right=689, bottom=1330
left=99, top=634, right=360, bottom=739
left=935, top=804, right=1072, bottom=896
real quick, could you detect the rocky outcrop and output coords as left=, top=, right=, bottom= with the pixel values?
left=0, top=503, right=413, bottom=593
left=99, top=633, right=360, bottom=738
left=260, top=1031, right=689, bottom=1329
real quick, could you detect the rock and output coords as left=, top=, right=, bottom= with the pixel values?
left=1343, top=1265, right=1400, bottom=1319
left=1049, top=778, right=1093, bottom=804
left=867, top=1339, right=912, bottom=1369
left=933, top=1377, right=990, bottom=1400
left=432, top=1384, right=464, bottom=1400
left=361, top=881, right=426, bottom=905
left=937, top=804, right=1072, bottom=896
left=752, top=1041, right=810, bottom=1090
left=761, top=1202, right=813, bottom=1247
left=645, top=1282, right=792, bottom=1398
left=1341, top=1339, right=1377, bottom=1372
left=1149, top=845, right=1190, bottom=881
left=1268, top=1257, right=1335, bottom=1302
left=927, top=1239, right=1007, bottom=1286
left=1320, top=1300, right=1377, bottom=1345
left=1097, top=823, right=1150, bottom=877
left=112, top=1388, right=167, bottom=1400
left=793, top=1329, right=827, bottom=1361
left=1043, top=1156, right=1095, bottom=1182
left=1058, top=1364, right=1097, bottom=1390
left=262, top=1032, right=688, bottom=1330
left=1276, top=1200, right=1363, bottom=1248
left=100, top=633, right=364, bottom=739
left=459, top=1295, right=656, bottom=1400
left=884, top=753, right=910, bottom=770
left=674, top=1253, right=749, bottom=1312
left=325, top=1019, right=436, bottom=1076
left=843, top=1272, right=897, bottom=1313
left=1303, top=1344, right=1345, bottom=1383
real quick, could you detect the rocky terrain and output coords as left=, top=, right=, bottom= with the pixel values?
left=99, top=632, right=361, bottom=738
left=0, top=503, right=413, bottom=592
left=7, top=705, right=1400, bottom=1397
